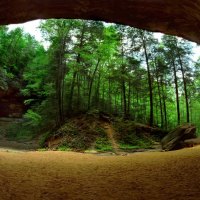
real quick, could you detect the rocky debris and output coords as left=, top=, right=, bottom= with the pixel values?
left=161, top=125, right=196, bottom=151
left=181, top=138, right=200, bottom=148
left=1, top=1, right=200, bottom=43
left=135, top=123, right=167, bottom=139
left=99, top=112, right=112, bottom=123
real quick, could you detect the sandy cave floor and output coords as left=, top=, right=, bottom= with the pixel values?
left=0, top=147, right=200, bottom=200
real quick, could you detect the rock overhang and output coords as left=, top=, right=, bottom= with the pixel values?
left=0, top=0, right=200, bottom=43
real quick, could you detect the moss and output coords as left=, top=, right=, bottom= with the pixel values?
left=95, top=137, right=113, bottom=152
left=57, top=145, right=72, bottom=151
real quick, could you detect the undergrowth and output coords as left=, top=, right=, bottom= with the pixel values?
left=5, top=123, right=37, bottom=141
left=113, top=118, right=154, bottom=150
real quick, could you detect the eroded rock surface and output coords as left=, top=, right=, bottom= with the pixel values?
left=0, top=87, right=25, bottom=118
left=0, top=1, right=200, bottom=43
left=161, top=125, right=196, bottom=151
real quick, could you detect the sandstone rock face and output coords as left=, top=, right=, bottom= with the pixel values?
left=0, top=1, right=200, bottom=43
left=0, top=87, right=25, bottom=118
left=161, top=125, right=196, bottom=151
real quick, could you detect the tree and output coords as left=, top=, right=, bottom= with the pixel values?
left=162, top=35, right=181, bottom=125
left=40, top=19, right=75, bottom=125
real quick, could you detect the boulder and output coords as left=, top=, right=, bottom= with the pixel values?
left=161, top=125, right=196, bottom=151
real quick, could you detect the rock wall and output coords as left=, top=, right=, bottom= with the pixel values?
left=0, top=87, right=25, bottom=118
left=0, top=1, right=200, bottom=43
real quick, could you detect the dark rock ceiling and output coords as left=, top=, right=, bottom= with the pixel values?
left=0, top=0, right=200, bottom=43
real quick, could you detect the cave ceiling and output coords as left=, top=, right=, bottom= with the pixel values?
left=0, top=0, right=200, bottom=43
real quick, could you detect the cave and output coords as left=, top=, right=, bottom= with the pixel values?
left=1, top=0, right=200, bottom=43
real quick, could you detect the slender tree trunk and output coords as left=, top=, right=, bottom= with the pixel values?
left=114, top=92, right=117, bottom=114
left=88, top=59, right=100, bottom=110
left=127, top=79, right=131, bottom=117
left=56, top=35, right=67, bottom=126
left=155, top=61, right=164, bottom=128
left=108, top=77, right=112, bottom=113
left=95, top=73, right=101, bottom=109
left=68, top=71, right=77, bottom=112
left=121, top=90, right=123, bottom=114
left=156, top=77, right=164, bottom=128
left=172, top=59, right=180, bottom=125
left=141, top=34, right=153, bottom=126
left=77, top=74, right=81, bottom=111
left=68, top=23, right=86, bottom=112
left=122, top=79, right=127, bottom=118
left=161, top=78, right=167, bottom=129
left=135, top=90, right=139, bottom=121
left=178, top=54, right=190, bottom=123
left=102, top=82, right=105, bottom=110
left=155, top=103, right=158, bottom=125
left=190, top=99, right=192, bottom=122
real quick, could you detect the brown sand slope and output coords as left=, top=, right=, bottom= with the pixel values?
left=0, top=147, right=200, bottom=200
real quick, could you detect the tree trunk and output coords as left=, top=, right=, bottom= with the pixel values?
left=127, top=79, right=131, bottom=117
left=76, top=74, right=81, bottom=111
left=172, top=59, right=180, bottom=125
left=155, top=61, right=164, bottom=128
left=108, top=77, right=112, bottom=113
left=56, top=35, right=67, bottom=126
left=68, top=22, right=86, bottom=112
left=95, top=73, right=101, bottom=109
left=122, top=79, right=127, bottom=118
left=68, top=71, right=77, bottom=112
left=141, top=34, right=153, bottom=126
left=161, top=78, right=168, bottom=129
left=178, top=54, right=190, bottom=123
left=88, top=59, right=100, bottom=110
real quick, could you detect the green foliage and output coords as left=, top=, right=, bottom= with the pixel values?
left=113, top=119, right=154, bottom=149
left=24, top=110, right=42, bottom=127
left=57, top=145, right=71, bottom=151
left=37, top=148, right=47, bottom=152
left=119, top=144, right=145, bottom=150
left=95, top=138, right=113, bottom=152
left=24, top=20, right=197, bottom=130
left=6, top=123, right=35, bottom=141
left=38, top=131, right=51, bottom=147
left=0, top=19, right=199, bottom=148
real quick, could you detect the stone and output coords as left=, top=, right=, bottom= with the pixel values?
left=161, top=125, right=196, bottom=151
left=0, top=87, right=25, bottom=118
left=0, top=1, right=200, bottom=43
left=181, top=138, right=200, bottom=148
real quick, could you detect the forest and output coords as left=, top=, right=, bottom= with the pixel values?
left=0, top=19, right=200, bottom=151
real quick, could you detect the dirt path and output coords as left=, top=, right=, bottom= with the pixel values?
left=103, top=122, right=121, bottom=154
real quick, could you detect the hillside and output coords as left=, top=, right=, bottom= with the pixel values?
left=42, top=113, right=165, bottom=153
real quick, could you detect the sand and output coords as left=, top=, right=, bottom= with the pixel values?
left=0, top=146, right=200, bottom=200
